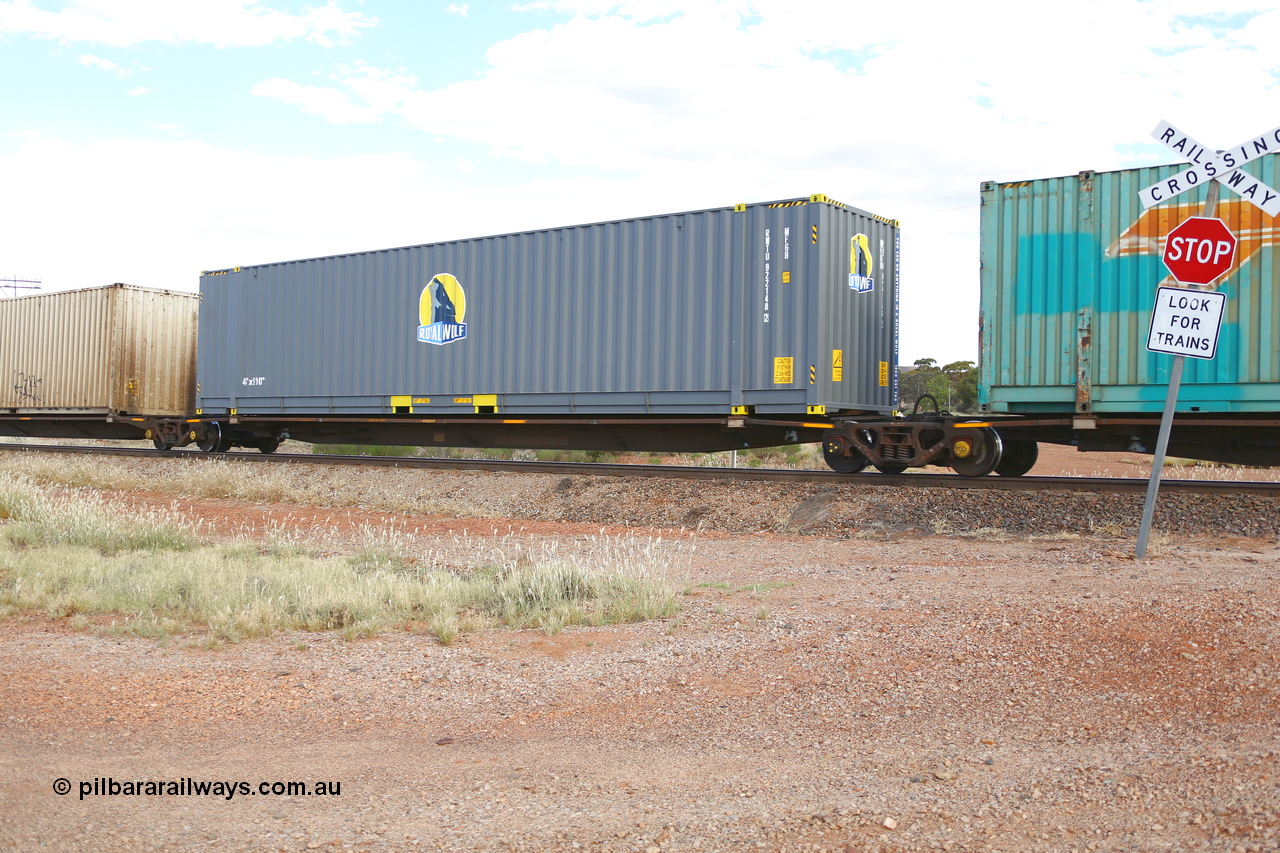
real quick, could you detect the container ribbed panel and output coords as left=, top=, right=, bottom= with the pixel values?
left=0, top=284, right=196, bottom=414
left=980, top=156, right=1280, bottom=414
left=198, top=197, right=899, bottom=417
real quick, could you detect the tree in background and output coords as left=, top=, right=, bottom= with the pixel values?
left=941, top=360, right=978, bottom=411
left=898, top=358, right=978, bottom=413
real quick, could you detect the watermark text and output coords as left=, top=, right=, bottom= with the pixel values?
left=53, top=777, right=342, bottom=801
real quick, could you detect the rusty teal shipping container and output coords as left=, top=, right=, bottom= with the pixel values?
left=198, top=195, right=899, bottom=418
left=979, top=155, right=1280, bottom=415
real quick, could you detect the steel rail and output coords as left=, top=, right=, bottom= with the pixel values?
left=2, top=443, right=1278, bottom=496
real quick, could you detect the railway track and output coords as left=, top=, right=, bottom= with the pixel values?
left=2, top=442, right=1277, bottom=496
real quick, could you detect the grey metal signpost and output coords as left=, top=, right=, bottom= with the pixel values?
left=1135, top=184, right=1222, bottom=559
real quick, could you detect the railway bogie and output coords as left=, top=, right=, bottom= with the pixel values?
left=816, top=393, right=1018, bottom=476
left=139, top=418, right=283, bottom=454
left=819, top=409, right=1016, bottom=477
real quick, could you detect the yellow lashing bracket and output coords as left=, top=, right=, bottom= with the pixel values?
left=733, top=203, right=747, bottom=212
left=731, top=405, right=750, bottom=415
left=807, top=405, right=827, bottom=415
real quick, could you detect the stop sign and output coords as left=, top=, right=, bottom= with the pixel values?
left=1162, top=217, right=1238, bottom=286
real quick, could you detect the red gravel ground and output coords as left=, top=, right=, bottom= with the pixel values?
left=0, top=449, right=1277, bottom=853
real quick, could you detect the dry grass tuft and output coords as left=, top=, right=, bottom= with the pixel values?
left=0, top=474, right=683, bottom=641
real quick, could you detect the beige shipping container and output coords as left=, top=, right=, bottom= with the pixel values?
left=0, top=284, right=198, bottom=416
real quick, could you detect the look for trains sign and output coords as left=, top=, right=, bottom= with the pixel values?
left=1146, top=286, right=1226, bottom=360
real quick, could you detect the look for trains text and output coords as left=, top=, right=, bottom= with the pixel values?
left=1160, top=291, right=1217, bottom=326
left=1151, top=291, right=1218, bottom=352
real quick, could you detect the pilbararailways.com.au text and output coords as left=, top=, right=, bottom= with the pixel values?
left=54, top=777, right=342, bottom=801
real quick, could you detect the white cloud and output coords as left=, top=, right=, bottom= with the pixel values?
left=78, top=52, right=129, bottom=76
left=12, top=1, right=1280, bottom=361
left=445, top=3, right=468, bottom=17
left=0, top=0, right=375, bottom=48
left=128, top=86, right=149, bottom=97
left=251, top=63, right=418, bottom=123
left=330, top=63, right=418, bottom=115
left=250, top=77, right=381, bottom=123
left=273, top=0, right=1280, bottom=183
left=245, top=0, right=1280, bottom=360
left=0, top=132, right=767, bottom=301
left=0, top=134, right=451, bottom=293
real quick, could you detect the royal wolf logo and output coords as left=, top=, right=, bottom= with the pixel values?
left=1106, top=198, right=1278, bottom=285
left=849, top=233, right=874, bottom=293
left=417, top=273, right=468, bottom=345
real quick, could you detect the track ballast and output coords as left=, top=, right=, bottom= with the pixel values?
left=1, top=443, right=1275, bottom=496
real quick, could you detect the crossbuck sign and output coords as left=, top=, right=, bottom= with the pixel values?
left=1140, top=121, right=1280, bottom=216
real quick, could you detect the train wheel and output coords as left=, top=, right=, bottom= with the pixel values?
left=872, top=463, right=908, bottom=474
left=196, top=422, right=224, bottom=453
left=950, top=428, right=1003, bottom=477
left=152, top=438, right=172, bottom=451
left=255, top=436, right=281, bottom=454
left=994, top=439, right=1038, bottom=477
left=823, top=439, right=868, bottom=473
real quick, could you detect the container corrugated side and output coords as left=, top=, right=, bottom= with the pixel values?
left=814, top=200, right=900, bottom=410
left=198, top=196, right=898, bottom=417
left=0, top=284, right=198, bottom=415
left=979, top=155, right=1280, bottom=414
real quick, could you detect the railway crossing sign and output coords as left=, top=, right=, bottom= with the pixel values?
left=1161, top=216, right=1237, bottom=285
left=1140, top=121, right=1280, bottom=216
left=1131, top=117, right=1280, bottom=559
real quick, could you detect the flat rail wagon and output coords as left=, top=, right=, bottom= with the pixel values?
left=0, top=284, right=199, bottom=445
left=192, top=193, right=900, bottom=454
left=2, top=195, right=904, bottom=457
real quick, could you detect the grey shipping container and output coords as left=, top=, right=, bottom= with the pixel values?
left=197, top=195, right=899, bottom=418
left=0, top=284, right=198, bottom=416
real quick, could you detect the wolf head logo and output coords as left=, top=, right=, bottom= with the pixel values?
left=417, top=273, right=468, bottom=345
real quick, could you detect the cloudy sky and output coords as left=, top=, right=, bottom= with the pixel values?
left=1, top=0, right=1277, bottom=361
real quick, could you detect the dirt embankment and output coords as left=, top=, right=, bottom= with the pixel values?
left=1, top=455, right=1278, bottom=852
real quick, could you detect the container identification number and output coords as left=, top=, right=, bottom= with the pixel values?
left=763, top=229, right=771, bottom=323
